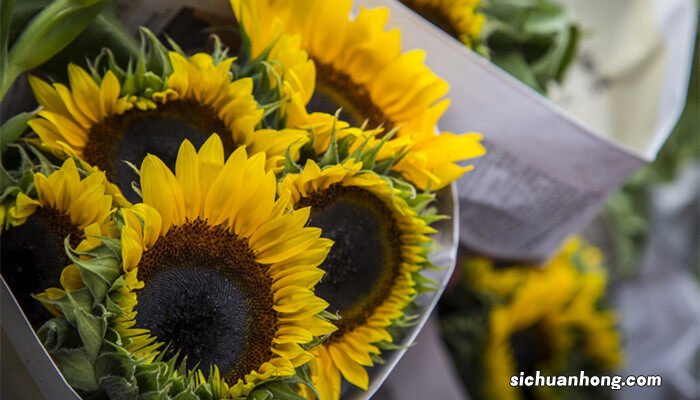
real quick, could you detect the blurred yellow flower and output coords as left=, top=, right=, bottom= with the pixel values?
left=464, top=237, right=623, bottom=400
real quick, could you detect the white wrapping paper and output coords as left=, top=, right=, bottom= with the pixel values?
left=355, top=0, right=696, bottom=262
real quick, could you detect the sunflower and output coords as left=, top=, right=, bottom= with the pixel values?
left=399, top=0, right=485, bottom=49
left=0, top=157, right=115, bottom=326
left=232, top=0, right=486, bottom=191
left=54, top=134, right=336, bottom=398
left=280, top=158, right=435, bottom=399
left=27, top=43, right=308, bottom=203
left=466, top=237, right=623, bottom=400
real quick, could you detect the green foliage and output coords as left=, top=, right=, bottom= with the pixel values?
left=482, top=0, right=580, bottom=94
left=0, top=111, right=34, bottom=155
left=0, top=142, right=54, bottom=229
left=41, top=11, right=140, bottom=82
left=86, top=28, right=173, bottom=99
left=232, top=36, right=290, bottom=131
left=1, top=0, right=111, bottom=99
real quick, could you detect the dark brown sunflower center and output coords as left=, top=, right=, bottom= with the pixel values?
left=309, top=59, right=395, bottom=131
left=133, top=219, right=276, bottom=383
left=297, top=185, right=402, bottom=338
left=399, top=1, right=461, bottom=40
left=82, top=100, right=235, bottom=203
left=0, top=207, right=83, bottom=328
left=509, top=323, right=553, bottom=376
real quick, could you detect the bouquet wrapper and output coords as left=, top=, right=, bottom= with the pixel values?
left=358, top=0, right=696, bottom=263
left=1, top=187, right=458, bottom=400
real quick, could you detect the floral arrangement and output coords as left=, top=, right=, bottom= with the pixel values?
left=440, top=237, right=623, bottom=400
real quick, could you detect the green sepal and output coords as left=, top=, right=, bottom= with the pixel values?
left=33, top=287, right=92, bottom=324
left=99, top=375, right=141, bottom=400
left=244, top=365, right=318, bottom=400
left=248, top=383, right=305, bottom=400
left=413, top=269, right=440, bottom=294
left=392, top=312, right=421, bottom=329
left=0, top=142, right=52, bottom=217
left=356, top=129, right=398, bottom=171
left=370, top=353, right=385, bottom=365
left=319, top=115, right=341, bottom=166
left=88, top=27, right=171, bottom=98
left=95, top=350, right=136, bottom=381
left=233, top=29, right=296, bottom=130
left=318, top=310, right=341, bottom=321
left=170, top=389, right=199, bottom=400
left=75, top=305, right=107, bottom=359
left=65, top=245, right=119, bottom=304
left=193, top=383, right=215, bottom=400
left=293, top=112, right=407, bottom=179
left=375, top=339, right=412, bottom=352
left=52, top=347, right=100, bottom=392
left=283, top=145, right=303, bottom=175
left=37, top=317, right=74, bottom=352
left=134, top=365, right=167, bottom=394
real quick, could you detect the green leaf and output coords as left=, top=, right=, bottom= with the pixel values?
left=0, top=111, right=34, bottom=155
left=483, top=0, right=580, bottom=94
left=8, top=0, right=50, bottom=40
left=36, top=11, right=140, bottom=81
left=491, top=50, right=542, bottom=92
left=2, top=0, right=109, bottom=98
left=0, top=0, right=13, bottom=84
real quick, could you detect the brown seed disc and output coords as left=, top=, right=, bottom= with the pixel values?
left=0, top=208, right=83, bottom=327
left=309, top=60, right=395, bottom=133
left=297, top=185, right=403, bottom=339
left=82, top=100, right=235, bottom=203
left=133, top=219, right=277, bottom=383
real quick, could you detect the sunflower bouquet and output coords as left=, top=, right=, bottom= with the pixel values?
left=1, top=0, right=485, bottom=399
left=440, top=237, right=624, bottom=400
